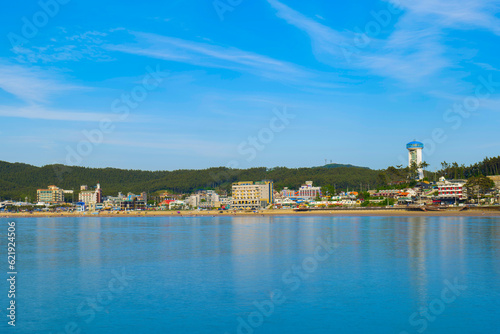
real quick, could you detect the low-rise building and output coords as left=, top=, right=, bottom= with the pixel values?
left=273, top=197, right=297, bottom=207
left=121, top=198, right=146, bottom=210
left=217, top=196, right=232, bottom=209
left=104, top=192, right=126, bottom=209
left=372, top=189, right=401, bottom=198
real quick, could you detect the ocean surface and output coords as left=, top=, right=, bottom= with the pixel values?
left=1, top=216, right=499, bottom=334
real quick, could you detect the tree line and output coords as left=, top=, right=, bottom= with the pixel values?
left=2, top=156, right=498, bottom=202
left=0, top=161, right=382, bottom=202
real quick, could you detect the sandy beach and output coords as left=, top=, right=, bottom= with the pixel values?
left=1, top=208, right=500, bottom=218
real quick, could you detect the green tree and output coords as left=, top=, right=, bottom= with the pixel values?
left=464, top=176, right=495, bottom=200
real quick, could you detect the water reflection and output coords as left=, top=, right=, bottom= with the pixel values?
left=9, top=216, right=500, bottom=334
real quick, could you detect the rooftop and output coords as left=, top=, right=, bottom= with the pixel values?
left=406, top=141, right=424, bottom=149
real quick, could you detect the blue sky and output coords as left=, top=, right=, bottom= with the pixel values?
left=1, top=0, right=499, bottom=171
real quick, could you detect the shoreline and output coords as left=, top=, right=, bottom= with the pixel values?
left=1, top=209, right=500, bottom=218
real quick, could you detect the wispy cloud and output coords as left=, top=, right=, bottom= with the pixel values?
left=105, top=31, right=341, bottom=88
left=267, top=0, right=350, bottom=60
left=0, top=61, right=82, bottom=103
left=12, top=30, right=114, bottom=63
left=357, top=23, right=448, bottom=83
left=385, top=0, right=500, bottom=35
left=267, top=0, right=498, bottom=84
left=0, top=104, right=127, bottom=122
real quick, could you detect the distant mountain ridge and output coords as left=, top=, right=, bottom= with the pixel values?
left=0, top=160, right=381, bottom=201
left=321, top=163, right=370, bottom=170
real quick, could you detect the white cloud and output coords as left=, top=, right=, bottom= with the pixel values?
left=385, top=0, right=500, bottom=35
left=12, top=30, right=114, bottom=63
left=267, top=0, right=498, bottom=84
left=0, top=61, right=81, bottom=103
left=267, top=0, right=349, bottom=60
left=0, top=104, right=127, bottom=122
left=105, top=31, right=340, bottom=88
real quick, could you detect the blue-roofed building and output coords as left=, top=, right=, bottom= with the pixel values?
left=407, top=140, right=424, bottom=180
left=406, top=141, right=424, bottom=149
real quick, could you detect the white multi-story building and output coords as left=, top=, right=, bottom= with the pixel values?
left=78, top=183, right=103, bottom=205
left=437, top=179, right=466, bottom=200
left=185, top=194, right=202, bottom=208
left=297, top=181, right=322, bottom=200
left=185, top=190, right=221, bottom=208
left=280, top=181, right=322, bottom=201
left=232, top=181, right=274, bottom=209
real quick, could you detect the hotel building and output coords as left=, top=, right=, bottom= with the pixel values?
left=437, top=178, right=466, bottom=201
left=232, top=181, right=274, bottom=209
left=37, top=185, right=65, bottom=204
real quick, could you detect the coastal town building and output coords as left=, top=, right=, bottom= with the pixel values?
left=281, top=188, right=296, bottom=198
left=217, top=196, right=232, bottom=209
left=280, top=181, right=322, bottom=201
left=78, top=183, right=103, bottom=204
left=110, top=192, right=148, bottom=211
left=185, top=190, right=220, bottom=208
left=121, top=198, right=146, bottom=210
left=103, top=192, right=126, bottom=209
left=297, top=181, right=322, bottom=200
left=185, top=193, right=201, bottom=208
left=202, top=190, right=219, bottom=208
left=37, top=185, right=65, bottom=204
left=372, top=189, right=401, bottom=198
left=273, top=197, right=297, bottom=207
left=232, top=180, right=274, bottom=209
left=437, top=178, right=467, bottom=201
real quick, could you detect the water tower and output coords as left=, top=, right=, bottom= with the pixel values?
left=406, top=141, right=424, bottom=180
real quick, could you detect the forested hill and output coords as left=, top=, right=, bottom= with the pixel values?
left=322, top=163, right=370, bottom=169
left=0, top=160, right=381, bottom=201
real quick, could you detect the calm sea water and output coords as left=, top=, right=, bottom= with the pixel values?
left=1, top=216, right=499, bottom=334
